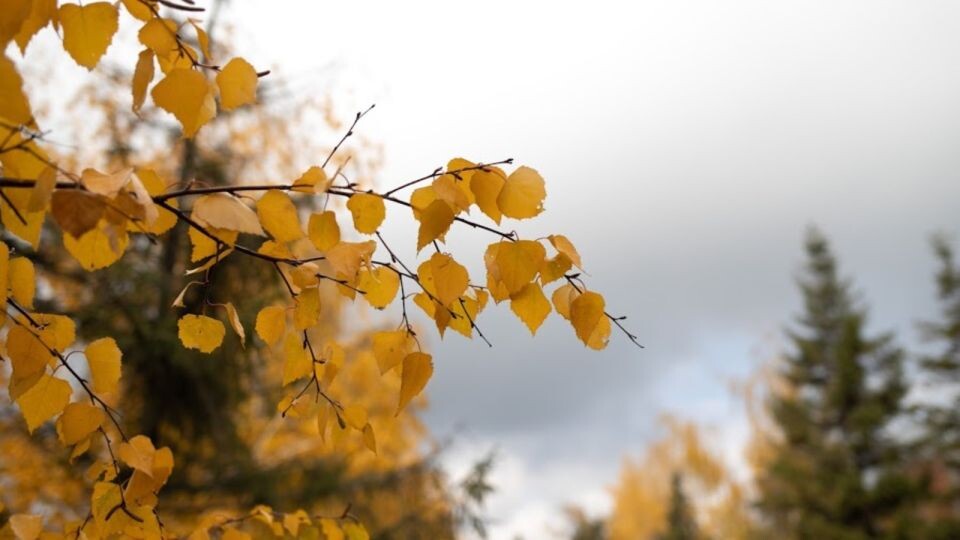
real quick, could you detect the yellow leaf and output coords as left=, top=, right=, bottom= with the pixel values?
left=178, top=314, right=225, bottom=353
left=346, top=193, right=386, bottom=234
left=131, top=48, right=154, bottom=113
left=26, top=166, right=56, bottom=212
left=570, top=291, right=605, bottom=346
left=151, top=68, right=216, bottom=138
left=56, top=402, right=105, bottom=445
left=343, top=522, right=370, bottom=540
left=416, top=199, right=455, bottom=252
left=321, top=519, right=343, bottom=540
left=540, top=253, right=572, bottom=285
left=16, top=374, right=71, bottom=433
left=191, top=193, right=265, bottom=235
left=255, top=305, right=286, bottom=345
left=223, top=302, right=245, bottom=347
left=448, top=294, right=480, bottom=338
left=9, top=257, right=34, bottom=308
left=282, top=332, right=311, bottom=385
left=133, top=169, right=178, bottom=234
left=0, top=0, right=28, bottom=44
left=397, top=352, right=433, bottom=415
left=81, top=167, right=134, bottom=198
left=470, top=168, right=505, bottom=224
left=418, top=252, right=468, bottom=308
left=256, top=191, right=302, bottom=242
left=59, top=2, right=118, bottom=70
left=372, top=331, right=412, bottom=375
left=290, top=262, right=319, bottom=289
left=362, top=423, right=377, bottom=454
left=586, top=314, right=611, bottom=350
left=357, top=266, right=399, bottom=309
left=188, top=19, right=211, bottom=60
left=325, top=240, right=376, bottom=279
left=432, top=172, right=472, bottom=213
left=549, top=234, right=583, bottom=269
left=486, top=240, right=545, bottom=295
left=14, top=0, right=56, bottom=54
left=307, top=210, right=340, bottom=251
left=292, top=166, right=329, bottom=193
left=410, top=185, right=437, bottom=220
left=118, top=435, right=156, bottom=475
left=293, top=287, right=321, bottom=330
left=551, top=283, right=577, bottom=320
left=9, top=514, right=42, bottom=540
left=7, top=325, right=51, bottom=383
left=497, top=165, right=545, bottom=219
left=51, top=190, right=107, bottom=237
left=188, top=226, right=237, bottom=262
left=86, top=337, right=122, bottom=395
left=217, top=57, right=258, bottom=111
left=121, top=0, right=153, bottom=22
left=0, top=54, right=33, bottom=127
left=137, top=18, right=177, bottom=58
left=342, top=404, right=367, bottom=430
left=33, top=313, right=76, bottom=351
left=62, top=221, right=129, bottom=270
left=510, top=282, right=551, bottom=335
left=0, top=242, right=6, bottom=314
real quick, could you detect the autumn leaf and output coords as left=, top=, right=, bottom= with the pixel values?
left=470, top=168, right=505, bottom=224
left=308, top=210, right=340, bottom=251
left=131, top=48, right=155, bottom=113
left=342, top=404, right=368, bottom=430
left=217, top=57, right=258, bottom=111
left=570, top=291, right=605, bottom=346
left=416, top=199, right=455, bottom=251
left=191, top=193, right=265, bottom=235
left=418, top=252, right=468, bottom=308
left=497, top=165, right=546, bottom=219
left=255, top=305, right=286, bottom=345
left=85, top=337, right=122, bottom=395
left=59, top=2, right=118, bottom=70
left=0, top=54, right=33, bottom=126
left=56, top=402, right=104, bottom=446
left=347, top=193, right=386, bottom=234
left=549, top=234, right=583, bottom=269
left=151, top=68, right=217, bottom=137
left=372, top=331, right=413, bottom=375
left=256, top=190, right=303, bottom=242
left=357, top=266, right=400, bottom=309
left=397, top=352, right=433, bottom=415
left=292, top=166, right=329, bottom=193
left=510, top=282, right=551, bottom=335
left=178, top=314, right=226, bottom=353
left=17, top=374, right=71, bottom=433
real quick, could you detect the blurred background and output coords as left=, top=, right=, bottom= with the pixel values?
left=4, top=0, right=960, bottom=538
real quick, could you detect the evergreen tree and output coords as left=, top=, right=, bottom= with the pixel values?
left=755, top=229, right=911, bottom=539
left=915, top=235, right=960, bottom=537
left=657, top=472, right=699, bottom=540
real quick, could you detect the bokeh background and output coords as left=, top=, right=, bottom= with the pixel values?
left=223, top=1, right=960, bottom=536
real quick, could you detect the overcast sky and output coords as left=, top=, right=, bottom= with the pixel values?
left=221, top=1, right=960, bottom=537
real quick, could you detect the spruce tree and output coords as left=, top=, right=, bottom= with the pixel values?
left=915, top=236, right=960, bottom=537
left=657, top=472, right=699, bottom=540
left=756, top=229, right=910, bottom=539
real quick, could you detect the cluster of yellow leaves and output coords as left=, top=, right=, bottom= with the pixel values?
left=0, top=2, right=633, bottom=536
left=0, top=242, right=178, bottom=539
left=183, top=506, right=369, bottom=540
left=411, top=159, right=546, bottom=251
